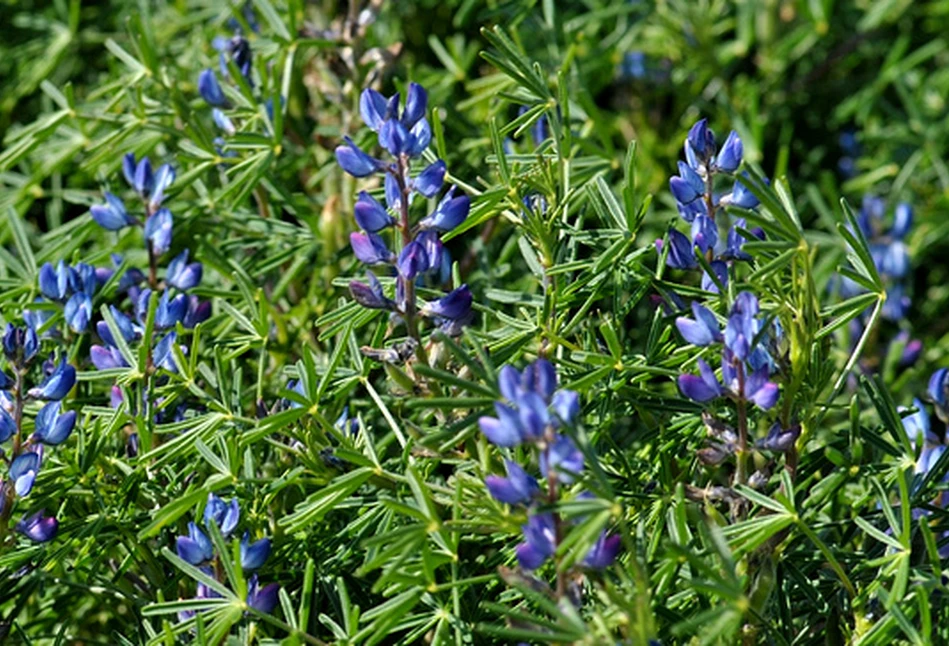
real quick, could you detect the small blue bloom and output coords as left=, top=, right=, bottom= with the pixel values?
left=132, top=156, right=153, bottom=195
left=33, top=401, right=77, bottom=445
left=418, top=188, right=470, bottom=232
left=929, top=368, right=949, bottom=410
left=0, top=407, right=15, bottom=443
left=359, top=88, right=388, bottom=131
left=397, top=240, right=429, bottom=280
left=90, top=192, right=135, bottom=230
left=204, top=493, right=240, bottom=537
left=11, top=451, right=41, bottom=496
left=413, top=160, right=446, bottom=198
left=3, top=324, right=39, bottom=363
left=154, top=292, right=187, bottom=329
left=145, top=209, right=173, bottom=256
left=540, top=434, right=584, bottom=483
left=184, top=296, right=212, bottom=328
left=757, top=422, right=801, bottom=452
left=893, top=203, right=913, bottom=239
left=714, top=130, right=743, bottom=173
left=28, top=360, right=76, bottom=400
left=686, top=119, right=716, bottom=162
left=664, top=229, right=697, bottom=269
left=212, top=108, right=236, bottom=135
left=420, top=285, right=472, bottom=320
left=485, top=460, right=539, bottom=505
left=690, top=214, right=717, bottom=253
left=16, top=510, right=58, bottom=542
left=401, top=82, right=428, bottom=129
left=678, top=358, right=723, bottom=403
left=516, top=513, right=556, bottom=570
left=198, top=69, right=228, bottom=107
left=406, top=118, right=432, bottom=157
left=378, top=118, right=415, bottom=157
left=149, top=164, right=176, bottom=210
left=353, top=192, right=395, bottom=233
left=38, top=261, right=71, bottom=301
left=349, top=272, right=394, bottom=311
left=669, top=162, right=705, bottom=210
left=336, top=137, right=385, bottom=178
left=240, top=534, right=272, bottom=570
left=176, top=521, right=214, bottom=565
left=153, top=332, right=179, bottom=372
left=676, top=302, right=722, bottom=346
left=97, top=306, right=140, bottom=345
left=90, top=344, right=128, bottom=370
left=721, top=178, right=759, bottom=209
left=551, top=389, right=580, bottom=426
left=584, top=531, right=621, bottom=569
left=350, top=232, right=393, bottom=266
left=701, top=260, right=729, bottom=294
left=167, top=250, right=203, bottom=290
left=246, top=575, right=279, bottom=613
left=384, top=173, right=402, bottom=210
left=64, top=293, right=93, bottom=333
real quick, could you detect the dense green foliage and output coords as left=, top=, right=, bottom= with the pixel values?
left=2, top=1, right=949, bottom=644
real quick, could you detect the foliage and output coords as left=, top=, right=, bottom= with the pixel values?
left=2, top=0, right=949, bottom=644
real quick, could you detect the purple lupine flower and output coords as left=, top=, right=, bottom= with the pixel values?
left=676, top=302, right=722, bottom=346
left=418, top=188, right=470, bottom=232
left=240, top=534, right=271, bottom=570
left=11, top=450, right=41, bottom=497
left=349, top=272, right=394, bottom=310
left=198, top=69, right=228, bottom=107
left=350, top=232, right=393, bottom=265
left=539, top=434, right=584, bottom=483
left=714, top=130, right=743, bottom=173
left=167, top=250, right=203, bottom=290
left=354, top=192, right=395, bottom=232
left=664, top=229, right=697, bottom=269
left=176, top=522, right=214, bottom=565
left=16, top=510, right=58, bottom=542
left=756, top=422, right=801, bottom=452
left=90, top=192, right=136, bottom=230
left=336, top=137, right=384, bottom=178
left=485, top=460, right=539, bottom=505
left=204, top=493, right=240, bottom=537
left=33, top=401, right=77, bottom=445
left=28, top=359, right=76, bottom=400
left=584, top=531, right=621, bottom=569
left=515, top=513, right=556, bottom=570
left=246, top=575, right=279, bottom=613
left=420, top=285, right=472, bottom=320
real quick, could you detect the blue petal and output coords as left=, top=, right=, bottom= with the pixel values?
left=354, top=192, right=395, bottom=232
left=359, top=88, right=388, bottom=131
left=413, top=160, right=446, bottom=198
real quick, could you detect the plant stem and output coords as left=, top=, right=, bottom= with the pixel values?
left=736, top=361, right=749, bottom=488
left=394, top=158, right=429, bottom=367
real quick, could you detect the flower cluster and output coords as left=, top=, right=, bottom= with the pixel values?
left=337, top=83, right=473, bottom=350
left=0, top=324, right=78, bottom=543
left=898, top=391, right=949, bottom=556
left=87, top=154, right=210, bottom=376
left=478, top=359, right=619, bottom=573
left=676, top=292, right=798, bottom=467
left=176, top=493, right=278, bottom=618
left=663, top=119, right=762, bottom=292
left=198, top=23, right=261, bottom=154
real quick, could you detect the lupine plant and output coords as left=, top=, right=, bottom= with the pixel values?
left=5, top=1, right=949, bottom=644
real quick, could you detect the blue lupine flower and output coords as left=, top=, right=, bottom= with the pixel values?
left=184, top=296, right=212, bottom=328
left=240, top=534, right=272, bottom=570
left=485, top=460, right=539, bottom=505
left=204, top=494, right=240, bottom=537
left=686, top=119, right=716, bottom=162
left=0, top=408, right=15, bottom=443
left=38, top=261, right=72, bottom=301
left=97, top=306, right=141, bottom=346
left=212, top=108, right=236, bottom=135
left=583, top=531, right=621, bottom=569
left=353, top=192, right=395, bottom=232
left=145, top=209, right=173, bottom=255
left=246, top=575, right=279, bottom=613
left=166, top=250, right=203, bottom=290
left=16, top=510, right=58, bottom=542
left=64, top=293, right=93, bottom=333
left=152, top=332, right=179, bottom=372
left=929, top=368, right=948, bottom=410
left=701, top=260, right=729, bottom=293
left=669, top=162, right=705, bottom=212
left=550, top=389, right=580, bottom=426
left=90, top=344, right=128, bottom=370
left=131, top=155, right=153, bottom=195
left=420, top=285, right=472, bottom=320
left=515, top=513, right=556, bottom=570
left=11, top=450, right=41, bottom=497
left=663, top=229, right=697, bottom=269
left=215, top=35, right=253, bottom=80
left=90, top=192, right=136, bottom=230
left=198, top=69, right=228, bottom=107
left=176, top=522, right=214, bottom=565
left=3, top=324, right=39, bottom=364
left=418, top=188, right=470, bottom=232
left=539, top=434, right=584, bottom=483
left=676, top=302, right=722, bottom=346
left=28, top=360, right=76, bottom=400
left=413, top=161, right=446, bottom=198
left=402, top=83, right=427, bottom=129
left=397, top=240, right=429, bottom=280
left=336, top=137, right=384, bottom=178
left=714, top=130, right=743, bottom=173
left=720, top=178, right=759, bottom=209
left=349, top=272, right=394, bottom=311
left=690, top=215, right=717, bottom=254
left=678, top=358, right=723, bottom=402
left=33, top=401, right=77, bottom=445
left=149, top=164, right=176, bottom=210
left=756, top=422, right=801, bottom=452
left=359, top=88, right=388, bottom=131
left=350, top=232, right=393, bottom=265
left=155, top=292, right=187, bottom=329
